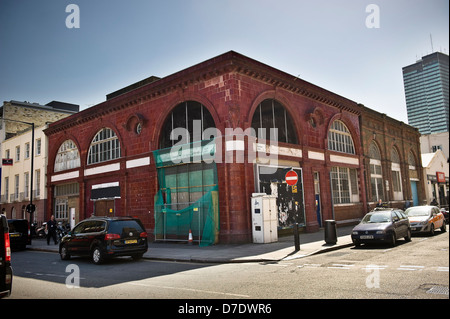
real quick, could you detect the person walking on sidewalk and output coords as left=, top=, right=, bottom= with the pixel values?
left=46, top=215, right=58, bottom=245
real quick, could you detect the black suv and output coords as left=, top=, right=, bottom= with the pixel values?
left=59, top=216, right=148, bottom=264
left=1, top=214, right=13, bottom=298
left=8, top=219, right=31, bottom=250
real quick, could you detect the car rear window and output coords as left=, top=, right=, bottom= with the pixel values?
left=8, top=220, right=28, bottom=233
left=108, top=220, right=144, bottom=235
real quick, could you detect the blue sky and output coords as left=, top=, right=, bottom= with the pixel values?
left=0, top=0, right=448, bottom=123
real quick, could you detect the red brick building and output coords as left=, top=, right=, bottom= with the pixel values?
left=44, top=51, right=406, bottom=244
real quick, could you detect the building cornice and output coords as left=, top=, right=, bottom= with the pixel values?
left=45, top=51, right=362, bottom=135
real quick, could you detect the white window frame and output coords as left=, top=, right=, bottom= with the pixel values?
left=87, top=128, right=121, bottom=165
left=328, top=120, right=355, bottom=154
left=391, top=163, right=403, bottom=201
left=331, top=167, right=359, bottom=204
left=55, top=140, right=81, bottom=172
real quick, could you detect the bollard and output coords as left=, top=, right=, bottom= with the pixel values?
left=324, top=220, right=337, bottom=245
left=293, top=223, right=300, bottom=251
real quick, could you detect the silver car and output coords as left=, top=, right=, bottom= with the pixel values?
left=405, top=206, right=446, bottom=235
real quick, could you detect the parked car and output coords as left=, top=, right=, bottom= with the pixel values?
left=352, top=208, right=411, bottom=247
left=1, top=214, right=13, bottom=298
left=59, top=216, right=148, bottom=264
left=8, top=219, right=31, bottom=250
left=404, top=206, right=446, bottom=235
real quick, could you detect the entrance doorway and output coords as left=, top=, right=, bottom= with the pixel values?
left=94, top=199, right=115, bottom=217
left=410, top=181, right=419, bottom=206
left=314, top=172, right=322, bottom=227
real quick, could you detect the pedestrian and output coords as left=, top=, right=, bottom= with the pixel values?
left=430, top=198, right=438, bottom=206
left=46, top=215, right=58, bottom=245
left=376, top=198, right=384, bottom=207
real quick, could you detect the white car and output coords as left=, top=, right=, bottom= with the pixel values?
left=404, top=206, right=446, bottom=235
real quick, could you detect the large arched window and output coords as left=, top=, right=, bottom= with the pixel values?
left=54, top=140, right=81, bottom=172
left=251, top=99, right=298, bottom=144
left=328, top=120, right=355, bottom=154
left=160, top=101, right=215, bottom=149
left=87, top=128, right=121, bottom=165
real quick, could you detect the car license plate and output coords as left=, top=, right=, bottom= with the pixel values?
left=125, top=239, right=138, bottom=244
left=10, top=233, right=20, bottom=237
left=360, top=235, right=373, bottom=239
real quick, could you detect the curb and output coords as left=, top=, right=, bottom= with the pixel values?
left=26, top=240, right=355, bottom=264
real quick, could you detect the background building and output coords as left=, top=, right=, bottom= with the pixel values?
left=422, top=150, right=449, bottom=207
left=0, top=100, right=79, bottom=141
left=0, top=100, right=79, bottom=224
left=402, top=52, right=449, bottom=135
left=420, top=131, right=449, bottom=160
left=1, top=125, right=48, bottom=223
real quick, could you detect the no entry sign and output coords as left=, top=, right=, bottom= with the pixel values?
left=285, top=170, right=298, bottom=186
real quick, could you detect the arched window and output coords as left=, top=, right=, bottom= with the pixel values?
left=160, top=101, right=215, bottom=149
left=408, top=151, right=416, bottom=168
left=54, top=140, right=81, bottom=172
left=391, top=147, right=403, bottom=200
left=87, top=128, right=121, bottom=165
left=369, top=142, right=383, bottom=202
left=328, top=120, right=355, bottom=154
left=251, top=99, right=298, bottom=144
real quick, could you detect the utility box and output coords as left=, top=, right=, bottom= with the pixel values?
left=251, top=193, right=278, bottom=243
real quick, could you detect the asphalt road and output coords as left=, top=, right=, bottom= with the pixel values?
left=6, top=226, right=449, bottom=300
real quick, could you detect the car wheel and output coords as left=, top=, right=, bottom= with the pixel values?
left=60, top=244, right=71, bottom=260
left=440, top=223, right=446, bottom=232
left=92, top=246, right=104, bottom=264
left=429, top=224, right=435, bottom=236
left=405, top=229, right=412, bottom=242
left=390, top=233, right=397, bottom=247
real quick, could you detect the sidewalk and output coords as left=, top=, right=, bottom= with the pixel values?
left=27, top=225, right=355, bottom=263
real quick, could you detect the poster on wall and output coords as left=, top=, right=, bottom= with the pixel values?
left=257, top=165, right=305, bottom=228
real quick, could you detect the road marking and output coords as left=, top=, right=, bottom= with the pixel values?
left=298, top=263, right=322, bottom=268
left=397, top=265, right=425, bottom=271
left=264, top=262, right=292, bottom=267
left=362, top=265, right=388, bottom=270
left=127, top=282, right=250, bottom=298
left=327, top=264, right=354, bottom=270
left=437, top=267, right=449, bottom=272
